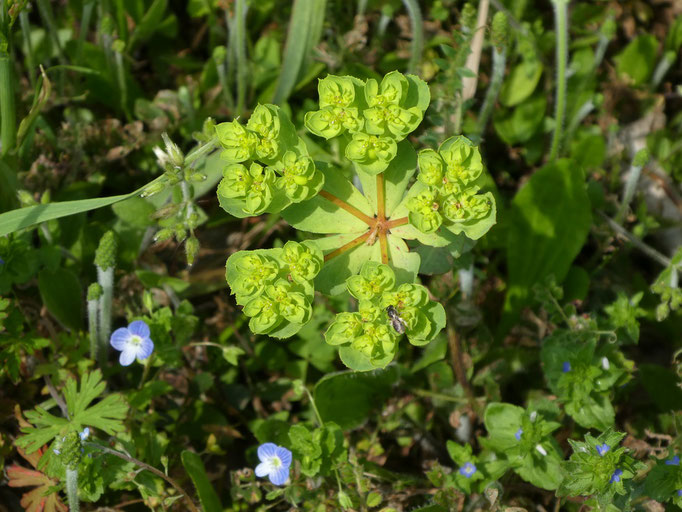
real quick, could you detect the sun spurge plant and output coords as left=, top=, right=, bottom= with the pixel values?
left=219, top=71, right=497, bottom=370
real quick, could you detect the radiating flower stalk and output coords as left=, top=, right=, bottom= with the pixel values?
left=549, top=0, right=569, bottom=161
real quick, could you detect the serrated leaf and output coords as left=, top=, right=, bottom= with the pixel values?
left=6, top=446, right=67, bottom=512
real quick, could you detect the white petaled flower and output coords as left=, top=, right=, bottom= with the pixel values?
left=601, top=357, right=610, bottom=370
left=535, top=444, right=548, bottom=456
left=110, top=320, right=155, bottom=366
left=255, top=443, right=292, bottom=486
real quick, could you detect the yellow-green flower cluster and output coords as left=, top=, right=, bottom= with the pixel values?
left=407, top=136, right=493, bottom=235
left=216, top=104, right=324, bottom=216
left=225, top=242, right=323, bottom=337
left=305, top=72, right=429, bottom=175
left=325, top=261, right=444, bottom=368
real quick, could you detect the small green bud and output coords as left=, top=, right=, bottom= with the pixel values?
left=632, top=148, right=650, bottom=167
left=40, top=190, right=51, bottom=205
left=142, top=290, right=155, bottom=314
left=185, top=236, right=199, bottom=266
left=95, top=231, right=118, bottom=270
left=17, top=190, right=36, bottom=206
left=154, top=228, right=174, bottom=242
left=141, top=180, right=166, bottom=198
left=491, top=11, right=511, bottom=52
left=162, top=132, right=184, bottom=168
left=461, top=3, right=477, bottom=32
left=174, top=225, right=187, bottom=241
left=212, top=45, right=227, bottom=61
left=87, top=283, right=103, bottom=301
left=111, top=38, right=125, bottom=53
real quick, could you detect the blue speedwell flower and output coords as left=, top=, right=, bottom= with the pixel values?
left=596, top=443, right=610, bottom=456
left=255, top=443, right=292, bottom=486
left=110, top=320, right=154, bottom=366
left=79, top=428, right=90, bottom=441
left=515, top=428, right=523, bottom=441
left=562, top=361, right=571, bottom=372
left=610, top=468, right=623, bottom=483
left=665, top=455, right=680, bottom=465
left=459, top=462, right=476, bottom=478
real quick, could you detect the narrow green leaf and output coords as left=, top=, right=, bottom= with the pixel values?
left=272, top=0, right=312, bottom=104
left=181, top=451, right=222, bottom=512
left=0, top=178, right=159, bottom=237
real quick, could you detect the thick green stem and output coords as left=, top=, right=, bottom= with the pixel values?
left=476, top=46, right=506, bottom=138
left=402, top=0, right=423, bottom=75
left=88, top=298, right=99, bottom=361
left=65, top=468, right=80, bottom=512
left=234, top=0, right=247, bottom=116
left=97, top=266, right=114, bottom=365
left=77, top=2, right=95, bottom=63
left=19, top=11, right=35, bottom=88
left=549, top=0, right=569, bottom=161
left=0, top=52, right=15, bottom=157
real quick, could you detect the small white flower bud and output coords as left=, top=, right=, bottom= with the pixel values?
left=602, top=357, right=610, bottom=370
left=536, top=444, right=548, bottom=456
left=530, top=411, right=537, bottom=422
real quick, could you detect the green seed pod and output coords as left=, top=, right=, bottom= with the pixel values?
left=95, top=231, right=117, bottom=270
left=87, top=283, right=103, bottom=301
left=154, top=228, right=174, bottom=242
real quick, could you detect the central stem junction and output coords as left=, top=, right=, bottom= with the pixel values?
left=321, top=173, right=408, bottom=264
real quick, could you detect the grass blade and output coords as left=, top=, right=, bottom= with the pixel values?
left=272, top=0, right=317, bottom=105
left=0, top=178, right=160, bottom=237
left=402, top=0, right=424, bottom=75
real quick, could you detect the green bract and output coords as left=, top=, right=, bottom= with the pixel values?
left=324, top=261, right=445, bottom=369
left=407, top=136, right=495, bottom=239
left=225, top=241, right=323, bottom=338
left=218, top=71, right=497, bottom=370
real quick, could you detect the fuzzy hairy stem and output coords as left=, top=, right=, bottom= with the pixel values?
left=65, top=468, right=80, bottom=512
left=97, top=266, right=114, bottom=364
left=476, top=46, right=506, bottom=138
left=87, top=298, right=99, bottom=361
left=549, top=0, right=569, bottom=160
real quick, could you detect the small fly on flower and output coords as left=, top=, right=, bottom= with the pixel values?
left=386, top=305, right=407, bottom=334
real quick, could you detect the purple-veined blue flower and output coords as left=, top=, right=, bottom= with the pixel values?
left=515, top=428, right=523, bottom=441
left=459, top=462, right=476, bottom=478
left=665, top=455, right=680, bottom=466
left=596, top=444, right=610, bottom=456
left=255, top=443, right=292, bottom=486
left=110, top=320, right=154, bottom=366
left=80, top=428, right=90, bottom=441
left=562, top=361, right=571, bottom=373
left=610, top=468, right=623, bottom=483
